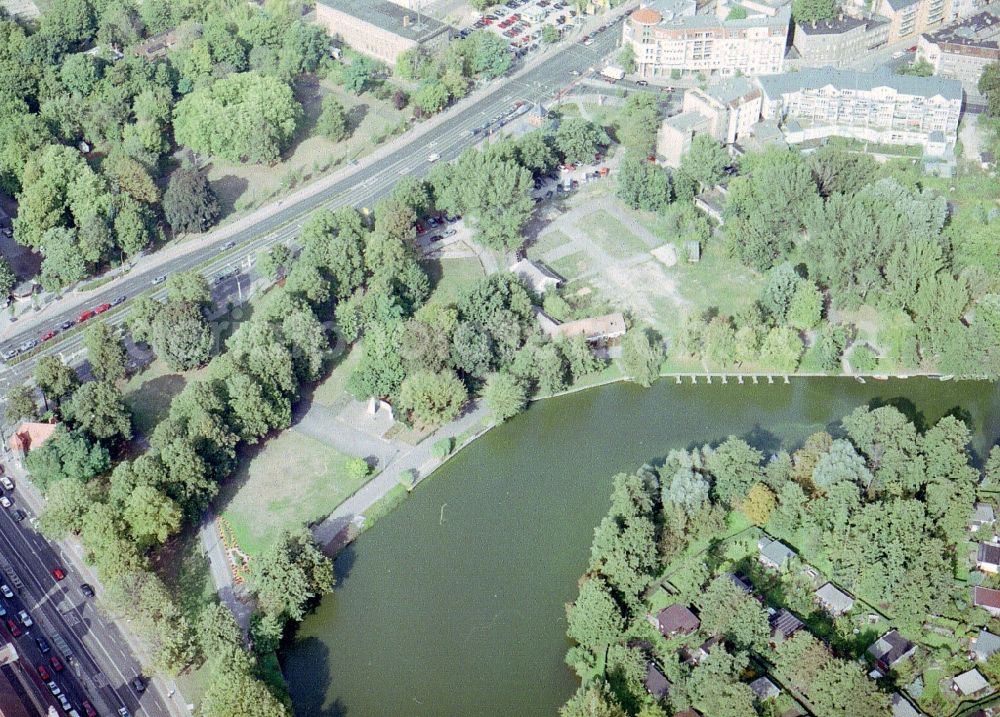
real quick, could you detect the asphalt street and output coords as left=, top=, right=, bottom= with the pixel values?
left=0, top=24, right=622, bottom=395
left=0, top=485, right=162, bottom=717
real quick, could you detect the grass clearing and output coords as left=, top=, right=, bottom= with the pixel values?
left=575, top=210, right=647, bottom=259
left=219, top=430, right=366, bottom=558
left=671, top=243, right=764, bottom=319
left=124, top=359, right=207, bottom=438
left=423, top=256, right=487, bottom=307
left=528, top=229, right=575, bottom=258
left=551, top=250, right=595, bottom=279
left=311, top=344, right=361, bottom=408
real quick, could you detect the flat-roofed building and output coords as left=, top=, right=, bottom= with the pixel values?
left=758, top=67, right=963, bottom=154
left=918, top=6, right=1000, bottom=99
left=315, top=0, right=452, bottom=67
left=878, top=0, right=953, bottom=43
left=682, top=76, right=764, bottom=143
left=792, top=15, right=890, bottom=66
left=623, top=3, right=791, bottom=78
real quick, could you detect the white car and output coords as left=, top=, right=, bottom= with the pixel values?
left=0, top=497, right=10, bottom=509
left=47, top=681, right=61, bottom=696
left=58, top=693, right=71, bottom=711
left=427, top=152, right=441, bottom=163
left=0, top=477, right=13, bottom=491
left=18, top=610, right=32, bottom=627
left=0, top=585, right=11, bottom=598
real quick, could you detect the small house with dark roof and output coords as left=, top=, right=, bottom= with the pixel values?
left=758, top=537, right=796, bottom=571
left=815, top=583, right=854, bottom=616
left=645, top=662, right=671, bottom=700
left=655, top=604, right=700, bottom=638
left=971, top=629, right=1000, bottom=662
left=867, top=630, right=916, bottom=671
left=509, top=259, right=562, bottom=296
left=974, top=586, right=1000, bottom=616
left=749, top=676, right=781, bottom=701
left=680, top=636, right=722, bottom=665
left=977, top=542, right=1000, bottom=574
left=953, top=668, right=990, bottom=697
left=768, top=608, right=804, bottom=644
left=729, top=573, right=752, bottom=593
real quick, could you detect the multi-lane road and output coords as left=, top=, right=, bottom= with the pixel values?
left=0, top=24, right=623, bottom=395
left=0, top=480, right=166, bottom=717
left=0, top=17, right=625, bottom=717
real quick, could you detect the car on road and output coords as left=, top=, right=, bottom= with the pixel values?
left=81, top=701, right=97, bottom=717
left=0, top=497, right=11, bottom=509
left=443, top=229, right=457, bottom=238
left=52, top=568, right=66, bottom=581
left=112, top=295, right=126, bottom=306
left=58, top=693, right=71, bottom=711
left=636, top=80, right=648, bottom=86
left=0, top=477, right=13, bottom=491
left=0, top=349, right=16, bottom=361
left=151, top=276, right=166, bottom=285
left=118, top=707, right=132, bottom=717
left=37, top=664, right=50, bottom=680
left=59, top=320, right=74, bottom=330
left=40, top=329, right=57, bottom=342
left=0, top=604, right=6, bottom=617
left=6, top=619, right=20, bottom=637
left=50, top=656, right=64, bottom=672
left=18, top=610, right=32, bottom=627
left=427, top=152, right=441, bottom=162
left=132, top=675, right=146, bottom=692
left=80, top=584, right=95, bottom=598
left=220, top=241, right=236, bottom=252
left=94, top=303, right=112, bottom=314
left=0, top=584, right=12, bottom=598
left=46, top=681, right=60, bottom=696
left=428, top=235, right=443, bottom=243
left=77, top=310, right=95, bottom=323
left=35, top=636, right=50, bottom=653
left=12, top=509, right=26, bottom=523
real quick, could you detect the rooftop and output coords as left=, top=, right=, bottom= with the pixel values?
left=666, top=110, right=712, bottom=132
left=509, top=259, right=562, bottom=295
left=657, top=603, right=701, bottom=635
left=953, top=668, right=990, bottom=695
left=973, top=502, right=996, bottom=524
left=769, top=608, right=804, bottom=640
left=974, top=630, right=1000, bottom=660
left=700, top=76, right=760, bottom=106
left=759, top=536, right=796, bottom=566
left=547, top=313, right=627, bottom=342
left=884, top=0, right=920, bottom=12
left=922, top=6, right=1000, bottom=49
left=645, top=662, right=671, bottom=698
left=975, top=586, right=1000, bottom=609
left=796, top=14, right=871, bottom=35
left=316, top=0, right=450, bottom=42
left=979, top=542, right=1000, bottom=565
left=868, top=629, right=916, bottom=666
left=758, top=66, right=964, bottom=101
left=642, top=4, right=791, bottom=30
left=815, top=582, right=855, bottom=613
left=749, top=676, right=781, bottom=700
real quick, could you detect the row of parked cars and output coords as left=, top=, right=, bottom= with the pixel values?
left=0, top=295, right=126, bottom=362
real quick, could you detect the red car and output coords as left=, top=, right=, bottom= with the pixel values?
left=93, top=303, right=112, bottom=314
left=36, top=664, right=50, bottom=681
left=40, top=330, right=57, bottom=342
left=81, top=701, right=97, bottom=717
left=49, top=655, right=64, bottom=672
left=6, top=618, right=20, bottom=637
left=77, top=310, right=95, bottom=323
left=52, top=568, right=66, bottom=581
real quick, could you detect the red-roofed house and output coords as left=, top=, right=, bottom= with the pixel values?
left=974, top=586, right=1000, bottom=616
left=8, top=422, right=57, bottom=460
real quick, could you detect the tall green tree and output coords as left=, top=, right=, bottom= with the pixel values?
left=84, top=322, right=128, bottom=382
left=251, top=530, right=334, bottom=621
left=163, top=166, right=220, bottom=234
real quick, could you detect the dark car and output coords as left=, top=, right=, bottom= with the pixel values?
left=36, top=637, right=50, bottom=653
left=12, top=509, right=26, bottom=523
left=112, top=295, right=126, bottom=306
left=220, top=241, right=236, bottom=251
left=59, top=321, right=74, bottom=330
left=80, top=584, right=95, bottom=598
left=132, top=675, right=146, bottom=692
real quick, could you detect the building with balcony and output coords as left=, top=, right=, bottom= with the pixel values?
left=792, top=15, right=890, bottom=66
left=878, top=0, right=952, bottom=43
left=758, top=67, right=962, bottom=154
left=918, top=5, right=1000, bottom=99
left=315, top=0, right=451, bottom=67
left=623, top=2, right=791, bottom=77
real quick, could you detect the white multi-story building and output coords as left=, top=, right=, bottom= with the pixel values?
left=623, top=3, right=791, bottom=77
left=758, top=67, right=963, bottom=154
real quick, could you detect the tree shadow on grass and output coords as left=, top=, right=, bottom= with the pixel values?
left=208, top=174, right=249, bottom=218
left=126, top=373, right=187, bottom=438
left=346, top=104, right=368, bottom=134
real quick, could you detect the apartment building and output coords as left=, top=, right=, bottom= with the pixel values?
left=918, top=5, right=1000, bottom=98
left=877, top=0, right=952, bottom=42
left=315, top=0, right=451, bottom=66
left=792, top=15, right=890, bottom=66
left=758, top=67, right=963, bottom=153
left=683, top=76, right=763, bottom=142
left=623, top=3, right=791, bottom=77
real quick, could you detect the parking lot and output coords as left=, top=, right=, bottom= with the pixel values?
left=459, top=0, right=581, bottom=60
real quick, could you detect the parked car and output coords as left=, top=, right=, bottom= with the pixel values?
left=52, top=568, right=66, bottom=581
left=37, top=664, right=51, bottom=680
left=12, top=509, right=26, bottom=523
left=112, top=295, right=126, bottom=306
left=35, top=636, right=50, bottom=653
left=40, top=330, right=57, bottom=342
left=80, top=584, right=95, bottom=598
left=59, top=321, right=74, bottom=330
left=6, top=619, right=20, bottom=637
left=50, top=655, right=64, bottom=672
left=46, top=681, right=60, bottom=696
left=77, top=310, right=95, bottom=323
left=0, top=497, right=11, bottom=509
left=118, top=708, right=132, bottom=717
left=1, top=476, right=14, bottom=491
left=151, top=276, right=166, bottom=286
left=58, top=694, right=71, bottom=711
left=443, top=229, right=457, bottom=238
left=132, top=675, right=146, bottom=692
left=82, top=700, right=98, bottom=717
left=0, top=584, right=12, bottom=598
left=18, top=610, right=32, bottom=627
left=93, top=303, right=111, bottom=314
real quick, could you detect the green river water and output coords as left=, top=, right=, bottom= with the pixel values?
left=281, top=378, right=1000, bottom=717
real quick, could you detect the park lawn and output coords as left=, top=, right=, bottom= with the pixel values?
left=575, top=210, right=648, bottom=259
left=528, top=229, right=575, bottom=258
left=671, top=243, right=764, bottom=319
left=423, top=256, right=487, bottom=307
left=205, top=77, right=406, bottom=220
left=124, top=359, right=208, bottom=438
left=219, top=430, right=366, bottom=558
left=551, top=250, right=596, bottom=280
left=311, top=343, right=361, bottom=409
